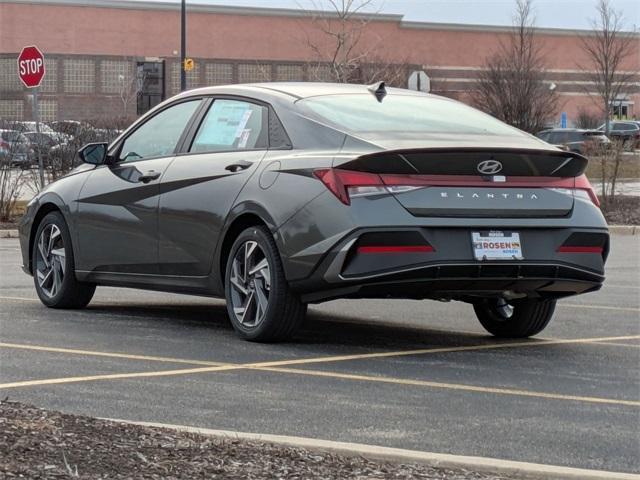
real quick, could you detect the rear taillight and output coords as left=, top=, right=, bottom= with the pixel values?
left=557, top=232, right=608, bottom=256
left=313, top=168, right=384, bottom=205
left=314, top=169, right=601, bottom=207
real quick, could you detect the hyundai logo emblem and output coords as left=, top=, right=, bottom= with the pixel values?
left=477, top=160, right=503, bottom=175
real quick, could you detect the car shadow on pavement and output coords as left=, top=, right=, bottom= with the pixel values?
left=81, top=301, right=542, bottom=351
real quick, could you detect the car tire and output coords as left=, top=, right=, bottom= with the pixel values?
left=224, top=225, right=306, bottom=342
left=33, top=211, right=96, bottom=309
left=473, top=298, right=556, bottom=338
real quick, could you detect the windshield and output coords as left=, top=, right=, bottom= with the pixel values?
left=297, top=94, right=525, bottom=137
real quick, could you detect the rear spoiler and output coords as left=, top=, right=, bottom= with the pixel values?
left=334, top=147, right=589, bottom=177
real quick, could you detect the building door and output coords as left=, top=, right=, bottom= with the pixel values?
left=137, top=61, right=165, bottom=115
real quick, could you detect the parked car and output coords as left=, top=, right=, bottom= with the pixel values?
left=0, top=129, right=33, bottom=168
left=536, top=128, right=610, bottom=154
left=19, top=83, right=608, bottom=342
left=597, top=121, right=640, bottom=149
left=22, top=131, right=58, bottom=164
left=15, top=121, right=69, bottom=144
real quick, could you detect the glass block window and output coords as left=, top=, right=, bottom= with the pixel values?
left=38, top=100, right=58, bottom=121
left=0, top=58, right=22, bottom=92
left=170, top=61, right=201, bottom=95
left=0, top=100, right=24, bottom=120
left=308, top=64, right=334, bottom=82
left=64, top=59, right=95, bottom=93
left=276, top=64, right=304, bottom=81
left=238, top=63, right=271, bottom=83
left=205, top=63, right=234, bottom=85
left=101, top=60, right=133, bottom=94
left=38, top=58, right=58, bottom=93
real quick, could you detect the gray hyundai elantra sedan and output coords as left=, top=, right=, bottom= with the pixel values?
left=19, top=82, right=608, bottom=342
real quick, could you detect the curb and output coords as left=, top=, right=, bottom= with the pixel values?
left=608, top=225, right=638, bottom=235
left=0, top=229, right=18, bottom=239
left=106, top=419, right=640, bottom=480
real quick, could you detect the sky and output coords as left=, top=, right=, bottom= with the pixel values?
left=123, top=0, right=640, bottom=31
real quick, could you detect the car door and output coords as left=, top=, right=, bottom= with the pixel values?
left=157, top=97, right=269, bottom=276
left=75, top=99, right=203, bottom=275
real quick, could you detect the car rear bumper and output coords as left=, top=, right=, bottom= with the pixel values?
left=289, top=226, right=608, bottom=303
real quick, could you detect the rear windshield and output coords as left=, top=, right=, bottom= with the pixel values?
left=297, top=94, right=524, bottom=137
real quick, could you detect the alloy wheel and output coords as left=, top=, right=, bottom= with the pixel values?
left=229, top=240, right=271, bottom=328
left=35, top=224, right=66, bottom=298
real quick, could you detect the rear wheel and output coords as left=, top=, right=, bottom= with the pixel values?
left=224, top=225, right=306, bottom=342
left=473, top=297, right=556, bottom=338
left=33, top=211, right=96, bottom=309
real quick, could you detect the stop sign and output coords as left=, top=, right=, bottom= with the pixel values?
left=17, top=45, right=46, bottom=88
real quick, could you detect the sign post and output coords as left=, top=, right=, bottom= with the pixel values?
left=17, top=45, right=46, bottom=188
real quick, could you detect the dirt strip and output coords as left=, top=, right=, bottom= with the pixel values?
left=0, top=401, right=520, bottom=479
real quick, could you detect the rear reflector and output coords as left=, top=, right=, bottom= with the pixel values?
left=557, top=246, right=604, bottom=254
left=357, top=245, right=435, bottom=254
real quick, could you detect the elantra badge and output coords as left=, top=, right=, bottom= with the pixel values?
left=477, top=160, right=503, bottom=175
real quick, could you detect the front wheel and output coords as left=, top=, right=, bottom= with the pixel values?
left=473, top=298, right=556, bottom=338
left=224, top=226, right=306, bottom=342
left=33, top=211, right=96, bottom=309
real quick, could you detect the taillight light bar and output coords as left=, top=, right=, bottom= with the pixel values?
left=557, top=246, right=604, bottom=254
left=313, top=169, right=601, bottom=207
left=357, top=245, right=435, bottom=254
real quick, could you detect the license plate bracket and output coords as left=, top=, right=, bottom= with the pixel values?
left=472, top=231, right=523, bottom=261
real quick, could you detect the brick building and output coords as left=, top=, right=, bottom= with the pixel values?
left=1, top=0, right=639, bottom=125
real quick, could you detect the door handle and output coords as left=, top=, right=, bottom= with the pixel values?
left=138, top=170, right=161, bottom=183
left=225, top=160, right=252, bottom=172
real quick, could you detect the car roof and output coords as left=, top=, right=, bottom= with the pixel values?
left=180, top=82, right=431, bottom=100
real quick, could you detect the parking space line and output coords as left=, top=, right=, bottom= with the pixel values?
left=256, top=366, right=640, bottom=407
left=245, top=335, right=640, bottom=368
left=589, top=341, right=640, bottom=348
left=0, top=364, right=240, bottom=389
left=559, top=304, right=640, bottom=313
left=0, top=342, right=227, bottom=366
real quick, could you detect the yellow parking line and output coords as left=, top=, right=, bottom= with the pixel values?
left=0, top=342, right=226, bottom=367
left=246, top=335, right=640, bottom=368
left=257, top=366, right=640, bottom=407
left=590, top=341, right=640, bottom=348
left=0, top=364, right=240, bottom=389
left=559, top=304, right=640, bottom=313
left=0, top=295, right=38, bottom=302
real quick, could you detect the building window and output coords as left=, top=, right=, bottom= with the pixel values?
left=205, top=63, right=234, bottom=85
left=101, top=60, right=133, bottom=94
left=308, top=64, right=334, bottom=82
left=170, top=61, right=201, bottom=95
left=38, top=100, right=58, bottom=122
left=238, top=63, right=271, bottom=83
left=64, top=59, right=95, bottom=93
left=40, top=58, right=57, bottom=93
left=0, top=100, right=24, bottom=120
left=0, top=58, right=23, bottom=92
left=276, top=64, right=304, bottom=81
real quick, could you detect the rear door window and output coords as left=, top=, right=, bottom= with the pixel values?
left=190, top=99, right=267, bottom=153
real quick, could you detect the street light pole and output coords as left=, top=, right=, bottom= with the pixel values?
left=180, top=0, right=186, bottom=92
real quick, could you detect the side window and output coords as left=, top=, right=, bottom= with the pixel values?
left=190, top=99, right=267, bottom=153
left=119, top=100, right=201, bottom=162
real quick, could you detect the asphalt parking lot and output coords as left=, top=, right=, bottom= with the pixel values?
left=0, top=235, right=638, bottom=475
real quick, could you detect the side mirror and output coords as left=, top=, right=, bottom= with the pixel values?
left=78, top=142, right=108, bottom=165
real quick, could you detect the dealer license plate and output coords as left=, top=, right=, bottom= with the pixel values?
left=472, top=231, right=523, bottom=260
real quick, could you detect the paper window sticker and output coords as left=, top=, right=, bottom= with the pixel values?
left=238, top=129, right=252, bottom=148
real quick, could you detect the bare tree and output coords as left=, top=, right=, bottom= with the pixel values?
left=579, top=0, right=638, bottom=135
left=118, top=60, right=145, bottom=116
left=575, top=106, right=602, bottom=129
left=473, top=0, right=558, bottom=133
left=301, top=0, right=411, bottom=86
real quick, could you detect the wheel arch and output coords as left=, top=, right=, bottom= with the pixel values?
left=217, top=203, right=278, bottom=288
left=28, top=201, right=64, bottom=274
